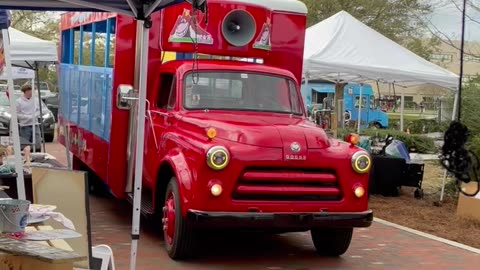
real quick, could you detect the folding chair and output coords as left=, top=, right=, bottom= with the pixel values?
left=91, top=244, right=115, bottom=270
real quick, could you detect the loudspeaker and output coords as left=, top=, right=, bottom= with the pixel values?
left=221, top=10, right=256, bottom=47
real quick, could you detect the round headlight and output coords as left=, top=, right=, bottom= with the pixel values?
left=351, top=151, right=371, bottom=173
left=206, top=146, right=229, bottom=170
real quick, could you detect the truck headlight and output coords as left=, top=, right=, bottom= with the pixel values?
left=351, top=151, right=371, bottom=174
left=206, top=146, right=229, bottom=170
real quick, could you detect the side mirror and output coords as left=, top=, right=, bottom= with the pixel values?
left=117, top=84, right=135, bottom=110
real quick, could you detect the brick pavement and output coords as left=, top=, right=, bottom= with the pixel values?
left=45, top=142, right=480, bottom=270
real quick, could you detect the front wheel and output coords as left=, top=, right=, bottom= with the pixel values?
left=311, top=228, right=353, bottom=256
left=163, top=177, right=195, bottom=260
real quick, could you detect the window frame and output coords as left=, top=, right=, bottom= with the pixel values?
left=181, top=71, right=303, bottom=116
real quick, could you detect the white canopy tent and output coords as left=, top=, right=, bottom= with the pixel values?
left=1, top=27, right=58, bottom=191
left=8, top=27, right=58, bottom=68
left=303, top=10, right=461, bottom=205
left=303, top=10, right=459, bottom=89
left=0, top=1, right=205, bottom=270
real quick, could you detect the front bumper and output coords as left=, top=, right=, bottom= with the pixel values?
left=187, top=210, right=373, bottom=230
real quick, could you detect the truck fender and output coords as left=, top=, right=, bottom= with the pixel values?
left=153, top=148, right=194, bottom=217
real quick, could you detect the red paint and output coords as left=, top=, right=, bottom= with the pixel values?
left=58, top=0, right=370, bottom=232
left=160, top=0, right=306, bottom=83
left=60, top=12, right=116, bottom=30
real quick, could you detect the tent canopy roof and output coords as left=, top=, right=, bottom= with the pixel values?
left=0, top=0, right=186, bottom=17
left=9, top=27, right=58, bottom=68
left=303, top=11, right=460, bottom=90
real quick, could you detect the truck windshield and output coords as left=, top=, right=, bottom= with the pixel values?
left=183, top=72, right=303, bottom=115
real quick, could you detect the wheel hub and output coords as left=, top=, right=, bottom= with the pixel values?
left=162, top=192, right=176, bottom=245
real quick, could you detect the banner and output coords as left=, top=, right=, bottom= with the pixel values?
left=0, top=10, right=10, bottom=74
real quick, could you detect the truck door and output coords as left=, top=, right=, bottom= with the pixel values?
left=144, top=72, right=177, bottom=186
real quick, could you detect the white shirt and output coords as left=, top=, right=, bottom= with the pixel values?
left=16, top=95, right=40, bottom=126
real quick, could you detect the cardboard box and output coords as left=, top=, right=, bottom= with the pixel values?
left=456, top=182, right=480, bottom=221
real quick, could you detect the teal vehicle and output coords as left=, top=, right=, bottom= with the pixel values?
left=302, top=81, right=388, bottom=128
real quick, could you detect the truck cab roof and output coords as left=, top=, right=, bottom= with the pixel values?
left=161, top=60, right=299, bottom=83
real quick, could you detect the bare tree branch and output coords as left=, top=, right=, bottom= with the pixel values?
left=450, top=0, right=480, bottom=25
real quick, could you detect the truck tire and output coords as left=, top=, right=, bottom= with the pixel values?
left=163, top=177, right=195, bottom=260
left=311, top=228, right=353, bottom=256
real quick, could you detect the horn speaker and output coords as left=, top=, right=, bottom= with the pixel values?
left=221, top=10, right=256, bottom=47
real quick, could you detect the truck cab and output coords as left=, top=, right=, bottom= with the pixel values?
left=115, top=59, right=373, bottom=259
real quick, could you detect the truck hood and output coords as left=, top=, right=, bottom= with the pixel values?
left=179, top=112, right=330, bottom=150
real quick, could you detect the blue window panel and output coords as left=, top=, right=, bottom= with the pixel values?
left=91, top=71, right=105, bottom=138
left=70, top=66, right=80, bottom=124
left=78, top=68, right=91, bottom=130
left=59, top=64, right=113, bottom=142
left=104, top=71, right=113, bottom=140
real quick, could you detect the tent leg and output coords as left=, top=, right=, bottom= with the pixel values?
left=357, top=84, right=363, bottom=134
left=400, top=91, right=404, bottom=132
left=129, top=19, right=150, bottom=270
left=2, top=29, right=26, bottom=200
left=35, top=63, right=46, bottom=153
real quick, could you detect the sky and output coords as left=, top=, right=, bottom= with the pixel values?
left=429, top=0, right=480, bottom=41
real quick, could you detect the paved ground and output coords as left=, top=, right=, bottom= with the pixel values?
left=44, top=143, right=480, bottom=270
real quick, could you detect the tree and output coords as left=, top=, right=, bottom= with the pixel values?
left=301, top=0, right=441, bottom=60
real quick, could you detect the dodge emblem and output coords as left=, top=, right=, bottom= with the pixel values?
left=290, top=142, right=301, bottom=153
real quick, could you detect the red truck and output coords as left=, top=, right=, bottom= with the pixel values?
left=58, top=0, right=373, bottom=260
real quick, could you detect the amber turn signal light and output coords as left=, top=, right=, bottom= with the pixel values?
left=346, top=133, right=360, bottom=145
left=206, top=128, right=217, bottom=139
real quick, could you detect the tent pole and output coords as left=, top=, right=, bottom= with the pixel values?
left=129, top=18, right=150, bottom=270
left=357, top=84, right=363, bottom=134
left=35, top=62, right=46, bottom=153
left=392, top=83, right=397, bottom=112
left=2, top=28, right=26, bottom=200
left=400, top=88, right=404, bottom=132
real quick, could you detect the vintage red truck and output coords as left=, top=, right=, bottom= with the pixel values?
left=57, top=0, right=373, bottom=260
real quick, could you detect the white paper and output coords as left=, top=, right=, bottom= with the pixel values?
left=28, top=205, right=75, bottom=230
left=22, top=229, right=82, bottom=241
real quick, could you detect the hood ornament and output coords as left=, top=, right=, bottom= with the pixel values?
left=290, top=142, right=301, bottom=153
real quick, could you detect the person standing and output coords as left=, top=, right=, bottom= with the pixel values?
left=16, top=85, right=41, bottom=150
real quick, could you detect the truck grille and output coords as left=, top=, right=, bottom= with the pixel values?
left=232, top=168, right=342, bottom=201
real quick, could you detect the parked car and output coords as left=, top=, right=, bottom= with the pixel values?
left=43, top=92, right=59, bottom=119
left=0, top=92, right=56, bottom=142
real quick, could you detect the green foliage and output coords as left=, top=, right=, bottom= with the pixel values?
left=338, top=128, right=437, bottom=154
left=300, top=0, right=439, bottom=60
left=406, top=119, right=450, bottom=134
